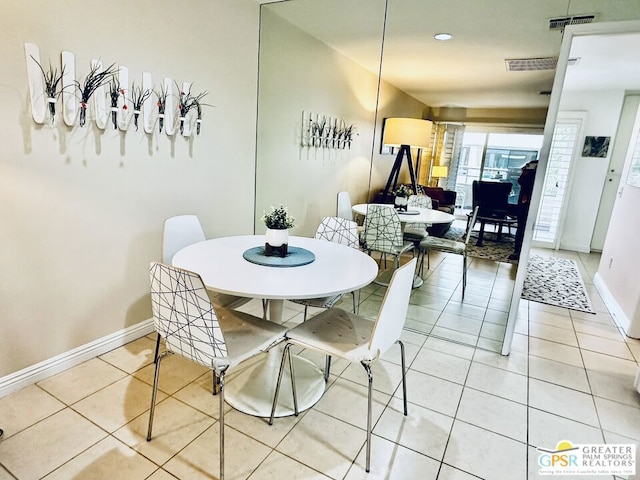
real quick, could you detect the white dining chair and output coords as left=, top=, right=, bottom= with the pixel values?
left=417, top=206, right=479, bottom=299
left=337, top=191, right=354, bottom=220
left=269, top=258, right=416, bottom=473
left=147, top=262, right=286, bottom=480
left=403, top=194, right=433, bottom=243
left=363, top=204, right=414, bottom=273
left=155, top=215, right=256, bottom=362
left=291, top=216, right=360, bottom=320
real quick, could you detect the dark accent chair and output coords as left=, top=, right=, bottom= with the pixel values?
left=421, top=187, right=456, bottom=215
left=468, top=181, right=515, bottom=246
left=417, top=185, right=456, bottom=236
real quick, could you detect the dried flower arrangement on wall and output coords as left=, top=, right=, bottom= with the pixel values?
left=24, top=43, right=210, bottom=137
left=301, top=111, right=357, bottom=150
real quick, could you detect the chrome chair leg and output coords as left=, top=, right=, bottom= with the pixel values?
left=303, top=305, right=309, bottom=322
left=398, top=340, right=408, bottom=415
left=212, top=371, right=218, bottom=395
left=288, top=346, right=298, bottom=416
left=324, top=355, right=332, bottom=382
left=218, top=368, right=228, bottom=480
left=147, top=351, right=169, bottom=441
left=270, top=344, right=295, bottom=425
left=153, top=333, right=161, bottom=364
left=361, top=362, right=373, bottom=473
left=462, top=254, right=467, bottom=299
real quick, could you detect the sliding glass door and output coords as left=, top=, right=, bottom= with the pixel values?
left=452, top=130, right=544, bottom=210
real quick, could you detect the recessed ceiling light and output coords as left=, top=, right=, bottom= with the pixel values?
left=434, top=33, right=453, bottom=41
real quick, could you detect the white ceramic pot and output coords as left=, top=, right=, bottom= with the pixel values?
left=394, top=196, right=408, bottom=207
left=265, top=227, right=289, bottom=247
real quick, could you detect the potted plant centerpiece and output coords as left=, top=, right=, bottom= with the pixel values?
left=393, top=185, right=412, bottom=211
left=262, top=205, right=295, bottom=257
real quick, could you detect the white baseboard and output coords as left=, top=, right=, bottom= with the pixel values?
left=593, top=273, right=636, bottom=338
left=0, top=319, right=155, bottom=398
left=559, top=241, right=591, bottom=253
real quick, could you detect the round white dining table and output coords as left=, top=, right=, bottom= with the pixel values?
left=352, top=203, right=455, bottom=287
left=172, top=234, right=379, bottom=417
left=352, top=203, right=455, bottom=225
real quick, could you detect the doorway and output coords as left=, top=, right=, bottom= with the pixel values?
left=532, top=112, right=585, bottom=248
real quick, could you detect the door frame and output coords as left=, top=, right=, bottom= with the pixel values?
left=531, top=111, right=586, bottom=250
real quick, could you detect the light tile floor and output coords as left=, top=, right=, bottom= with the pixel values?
left=1, top=250, right=640, bottom=479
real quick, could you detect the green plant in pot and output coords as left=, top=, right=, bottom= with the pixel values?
left=393, top=185, right=412, bottom=211
left=262, top=205, right=295, bottom=257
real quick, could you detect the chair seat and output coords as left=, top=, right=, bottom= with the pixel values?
left=215, top=307, right=287, bottom=368
left=391, top=240, right=416, bottom=256
left=293, top=294, right=343, bottom=309
left=403, top=227, right=428, bottom=242
left=419, top=236, right=465, bottom=254
left=286, top=307, right=378, bottom=363
left=210, top=292, right=252, bottom=310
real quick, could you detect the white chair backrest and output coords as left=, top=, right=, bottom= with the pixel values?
left=162, top=215, right=206, bottom=263
left=368, top=258, right=416, bottom=357
left=315, top=216, right=359, bottom=248
left=337, top=191, right=354, bottom=220
left=149, top=262, right=227, bottom=365
left=464, top=206, right=480, bottom=246
left=408, top=194, right=432, bottom=209
left=363, top=205, right=403, bottom=253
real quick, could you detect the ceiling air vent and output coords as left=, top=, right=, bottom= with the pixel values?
left=505, top=57, right=558, bottom=71
left=549, top=14, right=596, bottom=31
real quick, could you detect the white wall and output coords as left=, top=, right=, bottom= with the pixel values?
left=255, top=8, right=427, bottom=236
left=596, top=105, right=640, bottom=337
left=0, top=0, right=261, bottom=377
left=558, top=90, right=625, bottom=252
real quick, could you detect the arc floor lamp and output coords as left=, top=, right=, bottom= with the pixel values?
left=381, top=117, right=433, bottom=201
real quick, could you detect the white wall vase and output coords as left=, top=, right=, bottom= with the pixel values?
left=61, top=51, right=76, bottom=127
left=142, top=72, right=154, bottom=134
left=24, top=43, right=46, bottom=125
left=117, top=66, right=129, bottom=131
left=46, top=97, right=57, bottom=124
left=264, top=228, right=289, bottom=257
left=163, top=78, right=175, bottom=136
left=91, top=59, right=108, bottom=130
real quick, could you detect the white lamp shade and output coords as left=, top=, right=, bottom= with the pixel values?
left=383, top=118, right=432, bottom=148
left=431, top=165, right=449, bottom=178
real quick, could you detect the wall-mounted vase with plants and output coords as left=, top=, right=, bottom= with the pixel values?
left=75, top=63, right=116, bottom=127
left=155, top=84, right=168, bottom=133
left=31, top=56, right=65, bottom=124
left=129, top=82, right=151, bottom=131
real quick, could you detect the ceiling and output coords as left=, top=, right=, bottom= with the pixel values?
left=259, top=0, right=640, bottom=109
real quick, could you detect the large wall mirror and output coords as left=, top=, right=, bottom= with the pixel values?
left=256, top=0, right=640, bottom=355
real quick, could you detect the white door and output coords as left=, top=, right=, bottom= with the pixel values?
left=591, top=95, right=640, bottom=250
left=532, top=112, right=585, bottom=248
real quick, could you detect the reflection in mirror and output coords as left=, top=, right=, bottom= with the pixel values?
left=255, top=0, right=387, bottom=236
left=256, top=0, right=640, bottom=356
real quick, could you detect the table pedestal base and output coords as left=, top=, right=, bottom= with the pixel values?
left=224, top=348, right=325, bottom=418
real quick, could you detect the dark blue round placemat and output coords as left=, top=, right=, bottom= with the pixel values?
left=399, top=209, right=420, bottom=215
left=242, top=246, right=316, bottom=267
